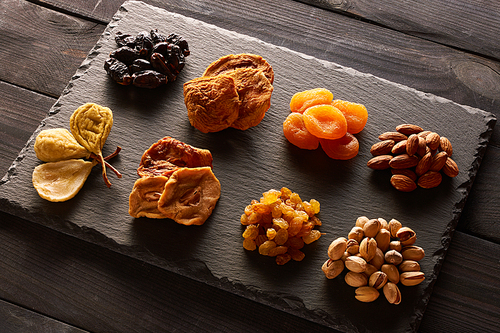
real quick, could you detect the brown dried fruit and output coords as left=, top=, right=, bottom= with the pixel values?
left=390, top=174, right=417, bottom=192
left=157, top=167, right=221, bottom=225
left=203, top=53, right=274, bottom=84
left=128, top=176, right=169, bottom=219
left=184, top=75, right=240, bottom=133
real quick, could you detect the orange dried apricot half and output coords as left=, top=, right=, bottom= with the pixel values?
left=320, top=132, right=359, bottom=160
left=331, top=99, right=368, bottom=134
left=283, top=113, right=319, bottom=150
left=290, top=88, right=334, bottom=114
left=302, top=104, right=347, bottom=140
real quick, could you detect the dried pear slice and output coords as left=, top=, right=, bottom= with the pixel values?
left=34, top=128, right=90, bottom=162
left=32, top=159, right=97, bottom=202
left=70, top=103, right=114, bottom=187
left=157, top=167, right=221, bottom=226
left=129, top=176, right=169, bottom=219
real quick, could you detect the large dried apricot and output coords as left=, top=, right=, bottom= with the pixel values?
left=303, top=104, right=347, bottom=140
left=331, top=99, right=368, bottom=134
left=290, top=88, right=333, bottom=114
left=320, top=132, right=359, bottom=160
left=282, top=113, right=319, bottom=150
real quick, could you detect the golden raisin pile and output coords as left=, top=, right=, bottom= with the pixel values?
left=241, top=187, right=322, bottom=265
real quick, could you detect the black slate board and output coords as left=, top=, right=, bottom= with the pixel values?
left=0, top=1, right=496, bottom=332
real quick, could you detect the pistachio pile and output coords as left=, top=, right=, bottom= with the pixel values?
left=322, top=217, right=425, bottom=304
left=367, top=124, right=459, bottom=192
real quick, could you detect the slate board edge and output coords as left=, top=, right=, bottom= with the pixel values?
left=0, top=1, right=497, bottom=332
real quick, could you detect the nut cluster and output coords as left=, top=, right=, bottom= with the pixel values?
left=322, top=217, right=425, bottom=304
left=367, top=124, right=459, bottom=192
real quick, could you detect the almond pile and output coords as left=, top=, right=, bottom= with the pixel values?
left=367, top=124, right=459, bottom=192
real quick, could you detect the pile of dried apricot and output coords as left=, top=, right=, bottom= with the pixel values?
left=240, top=187, right=322, bottom=265
left=283, top=88, right=368, bottom=160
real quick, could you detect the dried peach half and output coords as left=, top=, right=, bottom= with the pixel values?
left=331, top=99, right=368, bottom=134
left=290, top=88, right=333, bottom=114
left=282, top=113, right=319, bottom=150
left=302, top=104, right=347, bottom=140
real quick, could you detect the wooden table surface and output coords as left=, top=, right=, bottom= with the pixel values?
left=0, top=0, right=499, bottom=332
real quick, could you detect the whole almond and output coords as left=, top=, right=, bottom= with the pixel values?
left=383, top=282, right=402, bottom=304
left=396, top=123, right=423, bottom=135
left=400, top=271, right=425, bottom=286
left=391, top=140, right=407, bottom=154
left=379, top=131, right=407, bottom=142
left=415, top=152, right=432, bottom=176
left=322, top=259, right=345, bottom=279
left=345, top=271, right=368, bottom=287
left=328, top=237, right=348, bottom=260
left=439, top=137, right=453, bottom=156
left=371, top=140, right=395, bottom=156
left=430, top=151, right=448, bottom=171
left=389, top=154, right=419, bottom=169
left=443, top=157, right=459, bottom=177
left=390, top=174, right=417, bottom=192
left=425, top=132, right=441, bottom=150
left=417, top=136, right=427, bottom=156
left=367, top=155, right=392, bottom=170
left=418, top=171, right=442, bottom=189
left=406, top=134, right=419, bottom=156
left=418, top=130, right=432, bottom=138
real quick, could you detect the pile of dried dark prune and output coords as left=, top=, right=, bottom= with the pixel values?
left=104, top=29, right=190, bottom=89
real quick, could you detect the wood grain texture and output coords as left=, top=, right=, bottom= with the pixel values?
left=0, top=299, right=86, bottom=333
left=296, top=0, right=500, bottom=61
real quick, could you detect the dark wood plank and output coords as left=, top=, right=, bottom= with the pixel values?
left=295, top=0, right=500, bottom=61
left=419, top=231, right=500, bottom=332
left=0, top=0, right=104, bottom=97
left=0, top=299, right=87, bottom=333
left=0, top=81, right=55, bottom=174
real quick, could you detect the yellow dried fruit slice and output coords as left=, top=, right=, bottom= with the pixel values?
left=34, top=128, right=90, bottom=162
left=32, top=159, right=97, bottom=202
left=70, top=103, right=114, bottom=187
left=157, top=167, right=221, bottom=226
left=128, top=176, right=169, bottom=219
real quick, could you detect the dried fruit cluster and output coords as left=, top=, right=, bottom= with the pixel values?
left=104, top=29, right=190, bottom=88
left=241, top=188, right=322, bottom=265
left=367, top=124, right=459, bottom=192
left=322, top=217, right=425, bottom=304
left=283, top=88, right=368, bottom=160
left=32, top=103, right=121, bottom=202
